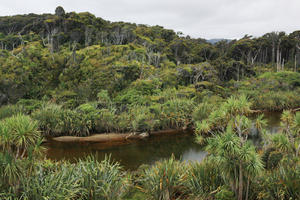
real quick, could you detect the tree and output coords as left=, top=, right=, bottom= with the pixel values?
left=197, top=95, right=264, bottom=200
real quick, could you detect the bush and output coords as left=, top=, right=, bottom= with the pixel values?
left=184, top=160, right=224, bottom=198
left=161, top=98, right=195, bottom=129
left=256, top=161, right=300, bottom=200
left=138, top=156, right=185, bottom=200
left=16, top=99, right=43, bottom=114
left=21, top=162, right=81, bottom=200
left=129, top=105, right=157, bottom=132
left=32, top=103, right=92, bottom=136
left=0, top=114, right=41, bottom=158
left=0, top=104, right=23, bottom=120
left=76, top=156, right=131, bottom=200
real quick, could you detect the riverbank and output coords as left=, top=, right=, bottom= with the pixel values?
left=46, top=128, right=192, bottom=144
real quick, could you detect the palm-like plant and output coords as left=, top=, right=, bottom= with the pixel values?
left=206, top=130, right=263, bottom=200
left=255, top=114, right=268, bottom=132
left=0, top=114, right=41, bottom=159
left=0, top=152, right=23, bottom=190
left=7, top=114, right=40, bottom=158
left=271, top=133, right=292, bottom=153
left=196, top=120, right=213, bottom=135
left=198, top=95, right=263, bottom=200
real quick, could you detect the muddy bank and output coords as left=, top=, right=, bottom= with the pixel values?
left=46, top=128, right=192, bottom=144
left=252, top=107, right=300, bottom=113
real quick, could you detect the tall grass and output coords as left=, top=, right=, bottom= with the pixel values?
left=76, top=156, right=131, bottom=200
left=184, top=160, right=224, bottom=198
left=32, top=103, right=92, bottom=136
left=21, top=162, right=81, bottom=200
left=138, top=156, right=185, bottom=200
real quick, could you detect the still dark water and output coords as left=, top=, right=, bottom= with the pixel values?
left=45, top=112, right=281, bottom=170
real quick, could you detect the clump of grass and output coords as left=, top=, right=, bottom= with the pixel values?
left=137, top=156, right=185, bottom=200
left=184, top=160, right=224, bottom=198
left=21, top=161, right=81, bottom=200
left=76, top=156, right=131, bottom=200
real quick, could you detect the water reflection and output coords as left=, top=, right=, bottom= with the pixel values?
left=45, top=112, right=282, bottom=170
left=45, top=132, right=207, bottom=170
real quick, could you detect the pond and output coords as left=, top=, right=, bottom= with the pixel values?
left=45, top=112, right=282, bottom=170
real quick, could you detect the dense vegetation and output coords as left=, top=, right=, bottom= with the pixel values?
left=0, top=6, right=299, bottom=199
left=1, top=7, right=300, bottom=136
left=0, top=96, right=299, bottom=199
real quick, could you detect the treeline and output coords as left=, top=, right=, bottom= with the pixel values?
left=1, top=7, right=300, bottom=69
left=0, top=7, right=300, bottom=136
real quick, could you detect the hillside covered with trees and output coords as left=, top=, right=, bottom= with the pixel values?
left=1, top=6, right=300, bottom=136
left=0, top=6, right=299, bottom=200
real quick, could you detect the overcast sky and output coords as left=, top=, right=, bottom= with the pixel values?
left=1, top=0, right=299, bottom=39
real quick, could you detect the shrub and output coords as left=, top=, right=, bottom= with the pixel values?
left=184, top=160, right=224, bottom=198
left=0, top=114, right=41, bottom=158
left=0, top=104, right=23, bottom=120
left=192, top=102, right=214, bottom=123
left=76, top=156, right=131, bottom=200
left=129, top=105, right=157, bottom=132
left=21, top=162, right=81, bottom=200
left=16, top=99, right=43, bottom=114
left=0, top=152, right=23, bottom=192
left=138, top=156, right=185, bottom=200
left=32, top=104, right=64, bottom=136
left=161, top=98, right=195, bottom=129
left=32, top=103, right=92, bottom=136
left=98, top=108, right=117, bottom=133
left=256, top=160, right=300, bottom=200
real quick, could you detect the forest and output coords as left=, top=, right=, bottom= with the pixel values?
left=0, top=6, right=299, bottom=200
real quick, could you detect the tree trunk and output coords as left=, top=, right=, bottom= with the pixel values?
left=272, top=43, right=275, bottom=63
left=276, top=48, right=281, bottom=72
left=295, top=54, right=297, bottom=72
left=245, top=176, right=250, bottom=200
left=238, top=162, right=243, bottom=200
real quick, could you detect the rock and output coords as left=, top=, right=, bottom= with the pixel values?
left=55, top=6, right=65, bottom=17
left=139, top=132, right=149, bottom=138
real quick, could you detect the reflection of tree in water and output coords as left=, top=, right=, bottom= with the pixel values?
left=46, top=133, right=205, bottom=170
left=45, top=112, right=281, bottom=170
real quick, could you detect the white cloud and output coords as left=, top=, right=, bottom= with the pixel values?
left=1, top=0, right=299, bottom=39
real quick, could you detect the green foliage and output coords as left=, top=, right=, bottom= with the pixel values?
left=0, top=104, right=23, bottom=120
left=233, top=72, right=300, bottom=111
left=76, top=156, right=131, bottom=200
left=0, top=114, right=41, bottom=158
left=130, top=105, right=157, bottom=132
left=32, top=103, right=92, bottom=136
left=16, top=99, right=43, bottom=114
left=256, top=160, right=300, bottom=200
left=215, top=186, right=235, bottom=200
left=0, top=9, right=300, bottom=200
left=0, top=152, right=23, bottom=190
left=185, top=160, right=224, bottom=198
left=161, top=97, right=195, bottom=129
left=138, top=156, right=185, bottom=200
left=21, top=162, right=81, bottom=200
